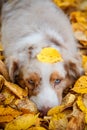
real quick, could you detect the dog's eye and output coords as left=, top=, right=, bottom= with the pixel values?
left=54, top=79, right=61, bottom=85
left=28, top=79, right=35, bottom=85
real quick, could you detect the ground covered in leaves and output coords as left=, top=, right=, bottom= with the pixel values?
left=0, top=0, right=87, bottom=130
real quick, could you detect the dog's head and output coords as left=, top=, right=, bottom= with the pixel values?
left=7, top=40, right=83, bottom=114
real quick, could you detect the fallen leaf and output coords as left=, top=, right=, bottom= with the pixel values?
left=28, top=126, right=46, bottom=130
left=72, top=75, right=87, bottom=94
left=0, top=106, right=22, bottom=117
left=4, top=80, right=28, bottom=99
left=0, top=61, right=9, bottom=80
left=49, top=113, right=68, bottom=130
left=0, top=115, right=14, bottom=123
left=1, top=87, right=15, bottom=105
left=47, top=105, right=65, bottom=116
left=53, top=0, right=80, bottom=9
left=70, top=11, right=87, bottom=46
left=82, top=55, right=87, bottom=75
left=62, top=93, right=76, bottom=107
left=76, top=96, right=87, bottom=123
left=15, top=98, right=38, bottom=114
left=5, top=114, right=39, bottom=130
left=66, top=112, right=85, bottom=130
left=0, top=75, right=28, bottom=99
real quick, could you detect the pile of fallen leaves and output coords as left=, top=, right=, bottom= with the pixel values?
left=0, top=0, right=87, bottom=130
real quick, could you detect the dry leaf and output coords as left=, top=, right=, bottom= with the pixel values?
left=61, top=93, right=76, bottom=107
left=0, top=44, right=4, bottom=60
left=49, top=113, right=68, bottom=130
left=79, top=0, right=87, bottom=11
left=82, top=55, right=87, bottom=75
left=15, top=98, right=38, bottom=114
left=1, top=87, right=15, bottom=105
left=0, top=106, right=22, bottom=117
left=66, top=112, right=85, bottom=130
left=5, top=114, right=39, bottom=130
left=77, top=96, right=87, bottom=123
left=4, top=80, right=28, bottom=99
left=0, top=75, right=28, bottom=99
left=72, top=75, right=87, bottom=94
left=74, top=31, right=87, bottom=42
left=70, top=11, right=87, bottom=46
left=0, top=115, right=14, bottom=123
left=0, top=106, right=22, bottom=123
left=0, top=60, right=9, bottom=80
left=4, top=95, right=15, bottom=105
left=76, top=97, right=85, bottom=111
left=28, top=126, right=46, bottom=130
left=47, top=105, right=65, bottom=116
left=0, top=93, right=5, bottom=102
left=53, top=0, right=80, bottom=9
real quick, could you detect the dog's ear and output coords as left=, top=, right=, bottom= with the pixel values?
left=65, top=55, right=84, bottom=80
left=8, top=58, right=20, bottom=82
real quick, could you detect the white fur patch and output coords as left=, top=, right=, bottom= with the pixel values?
left=30, top=85, right=59, bottom=110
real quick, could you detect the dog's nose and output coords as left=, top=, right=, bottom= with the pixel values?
left=39, top=106, right=51, bottom=116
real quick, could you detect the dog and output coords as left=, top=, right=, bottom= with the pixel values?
left=1, top=0, right=83, bottom=114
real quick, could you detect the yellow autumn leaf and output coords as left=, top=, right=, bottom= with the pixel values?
left=79, top=0, right=87, bottom=11
left=77, top=96, right=86, bottom=113
left=72, top=75, right=87, bottom=94
left=4, top=80, right=28, bottom=99
left=72, top=23, right=85, bottom=34
left=15, top=98, right=38, bottom=114
left=5, top=114, right=39, bottom=130
left=0, top=43, right=4, bottom=60
left=49, top=113, right=68, bottom=130
left=74, top=31, right=87, bottom=42
left=37, top=47, right=63, bottom=63
left=82, top=55, right=87, bottom=75
left=66, top=112, right=85, bottom=130
left=0, top=115, right=14, bottom=123
left=0, top=106, right=22, bottom=118
left=4, top=95, right=15, bottom=105
left=28, top=126, right=46, bottom=130
left=77, top=96, right=87, bottom=123
left=0, top=106, right=22, bottom=123
left=53, top=0, right=78, bottom=9
left=80, top=41, right=87, bottom=47
left=70, top=11, right=87, bottom=23
left=47, top=105, right=65, bottom=116
left=1, top=87, right=16, bottom=105
left=61, top=93, right=76, bottom=106
left=0, top=75, right=28, bottom=99
left=70, top=11, right=87, bottom=46
left=0, top=61, right=9, bottom=80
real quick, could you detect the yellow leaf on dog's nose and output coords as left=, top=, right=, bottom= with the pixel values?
left=37, top=47, right=63, bottom=63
